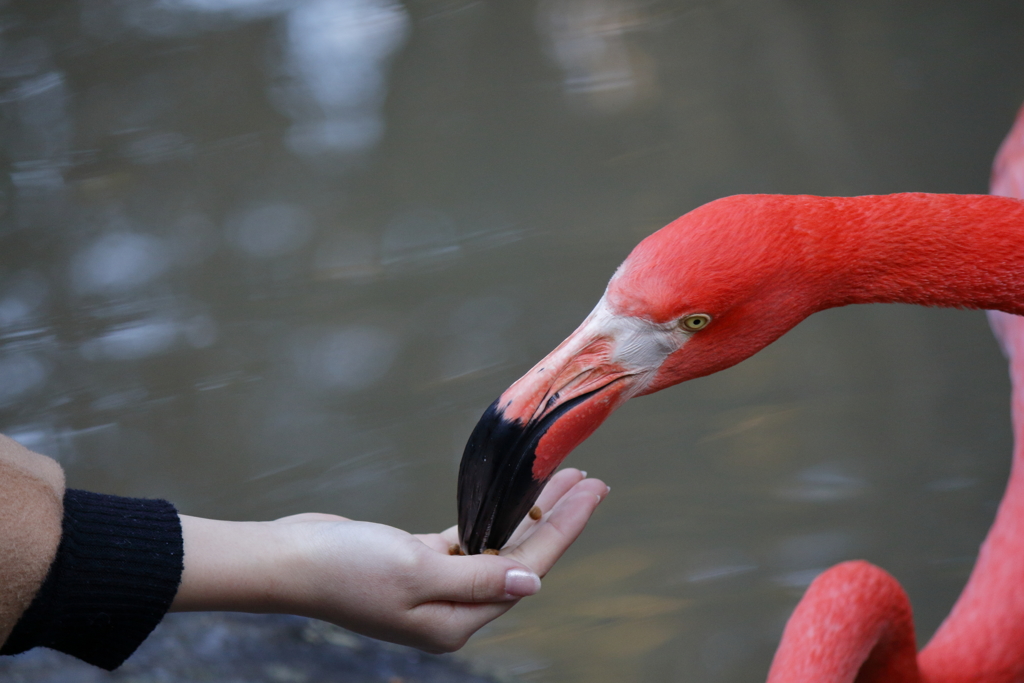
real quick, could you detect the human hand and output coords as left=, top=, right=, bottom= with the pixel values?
left=171, top=468, right=608, bottom=653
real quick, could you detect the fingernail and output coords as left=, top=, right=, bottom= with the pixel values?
left=505, top=569, right=541, bottom=597
left=605, top=485, right=611, bottom=494
left=581, top=470, right=588, bottom=478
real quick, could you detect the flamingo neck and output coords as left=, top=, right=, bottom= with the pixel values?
left=614, top=193, right=1024, bottom=323
left=802, top=193, right=1024, bottom=315
left=766, top=561, right=922, bottom=683
left=914, top=112, right=1024, bottom=681
left=782, top=194, right=1024, bottom=681
left=916, top=311, right=1024, bottom=683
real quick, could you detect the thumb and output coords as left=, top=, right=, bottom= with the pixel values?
left=425, top=555, right=542, bottom=604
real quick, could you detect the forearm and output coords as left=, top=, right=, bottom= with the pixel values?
left=170, top=515, right=310, bottom=616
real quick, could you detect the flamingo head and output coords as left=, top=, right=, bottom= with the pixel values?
left=458, top=195, right=826, bottom=553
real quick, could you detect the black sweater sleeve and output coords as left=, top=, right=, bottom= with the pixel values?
left=0, top=489, right=184, bottom=670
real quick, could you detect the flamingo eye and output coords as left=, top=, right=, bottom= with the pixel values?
left=680, top=314, right=711, bottom=331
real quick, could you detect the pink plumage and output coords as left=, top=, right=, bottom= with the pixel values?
left=765, top=104, right=1024, bottom=683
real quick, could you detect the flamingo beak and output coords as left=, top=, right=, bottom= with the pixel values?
left=456, top=300, right=679, bottom=553
left=456, top=354, right=632, bottom=554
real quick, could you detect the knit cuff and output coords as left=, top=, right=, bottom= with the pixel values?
left=0, top=489, right=184, bottom=670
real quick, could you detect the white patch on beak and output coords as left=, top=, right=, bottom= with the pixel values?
left=579, top=296, right=692, bottom=394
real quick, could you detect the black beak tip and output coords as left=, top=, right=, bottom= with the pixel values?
left=457, top=388, right=599, bottom=554
left=457, top=399, right=547, bottom=555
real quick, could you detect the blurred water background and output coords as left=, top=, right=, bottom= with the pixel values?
left=1, top=1, right=1024, bottom=681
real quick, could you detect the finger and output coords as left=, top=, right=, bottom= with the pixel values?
left=505, top=478, right=608, bottom=577
left=423, top=469, right=589, bottom=553
left=420, top=553, right=542, bottom=604
left=505, top=468, right=587, bottom=546
left=533, top=468, right=587, bottom=511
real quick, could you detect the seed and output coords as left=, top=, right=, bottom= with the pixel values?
left=448, top=544, right=465, bottom=556
left=483, top=548, right=500, bottom=555
left=528, top=506, right=542, bottom=520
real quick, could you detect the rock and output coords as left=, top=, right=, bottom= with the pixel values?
left=0, top=613, right=510, bottom=683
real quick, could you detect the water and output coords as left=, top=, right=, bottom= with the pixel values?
left=1, top=1, right=1023, bottom=681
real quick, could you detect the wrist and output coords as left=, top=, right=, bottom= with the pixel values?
left=171, top=516, right=310, bottom=615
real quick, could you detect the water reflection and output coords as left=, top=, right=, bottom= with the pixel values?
left=92, top=387, right=150, bottom=412
left=313, top=230, right=379, bottom=280
left=771, top=531, right=858, bottom=589
left=72, top=232, right=171, bottom=295
left=82, top=0, right=408, bottom=157
left=279, top=0, right=410, bottom=156
left=81, top=318, right=179, bottom=361
left=925, top=476, right=978, bottom=493
left=6, top=72, right=70, bottom=164
left=775, top=462, right=866, bottom=502
left=681, top=548, right=758, bottom=584
left=165, top=0, right=290, bottom=17
left=700, top=628, right=756, bottom=678
left=440, top=295, right=519, bottom=379
left=9, top=162, right=64, bottom=197
left=289, top=324, right=400, bottom=392
left=227, top=203, right=313, bottom=258
left=0, top=352, right=48, bottom=406
left=121, top=131, right=195, bottom=165
left=0, top=272, right=48, bottom=330
left=537, top=0, right=659, bottom=113
left=382, top=208, right=460, bottom=266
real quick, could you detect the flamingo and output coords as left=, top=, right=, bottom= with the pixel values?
left=762, top=108, right=1024, bottom=682
left=456, top=105, right=1024, bottom=681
